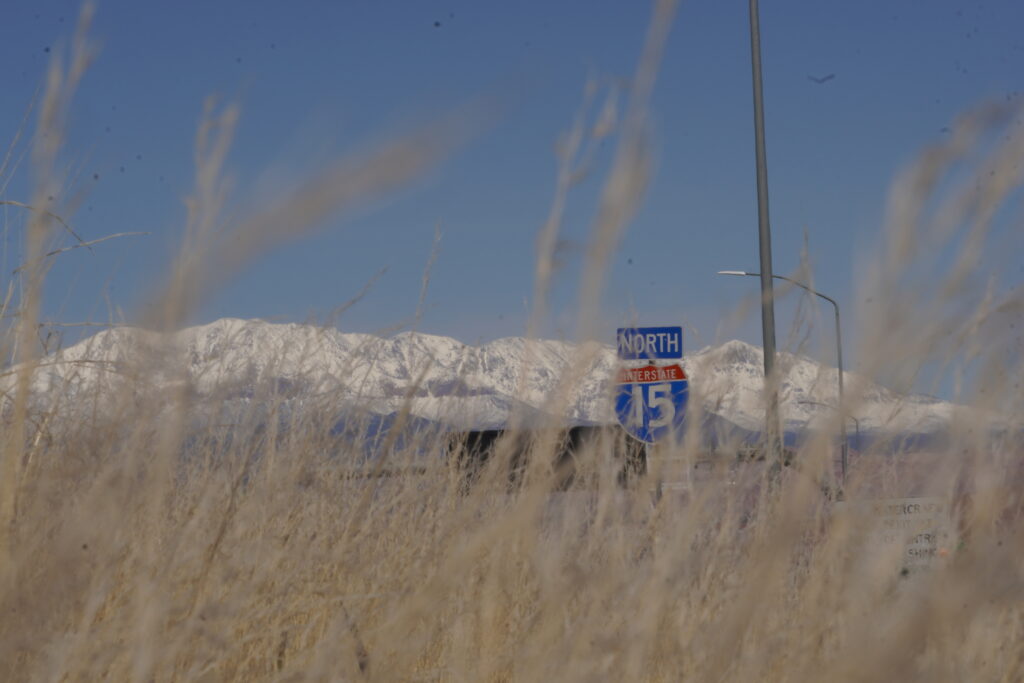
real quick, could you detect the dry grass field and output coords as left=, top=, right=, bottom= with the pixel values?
left=2, top=3, right=1024, bottom=681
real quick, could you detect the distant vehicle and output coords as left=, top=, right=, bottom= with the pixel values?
left=448, top=425, right=645, bottom=492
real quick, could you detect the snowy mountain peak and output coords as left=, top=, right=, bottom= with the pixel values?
left=702, top=339, right=763, bottom=367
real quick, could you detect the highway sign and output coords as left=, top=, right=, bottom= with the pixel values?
left=614, top=363, right=688, bottom=443
left=835, top=496, right=955, bottom=574
left=616, top=326, right=683, bottom=360
left=866, top=497, right=954, bottom=570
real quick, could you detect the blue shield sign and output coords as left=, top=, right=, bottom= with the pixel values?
left=614, top=364, right=689, bottom=444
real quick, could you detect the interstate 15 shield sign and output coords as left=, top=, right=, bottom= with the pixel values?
left=614, top=363, right=689, bottom=444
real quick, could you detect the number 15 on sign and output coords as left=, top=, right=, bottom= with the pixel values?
left=614, top=364, right=688, bottom=444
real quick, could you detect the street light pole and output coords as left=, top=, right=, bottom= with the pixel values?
left=718, top=271, right=849, bottom=482
left=748, top=0, right=782, bottom=463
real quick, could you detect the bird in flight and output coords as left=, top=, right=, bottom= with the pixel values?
left=807, top=73, right=836, bottom=84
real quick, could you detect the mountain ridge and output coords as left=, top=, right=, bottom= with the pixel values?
left=4, top=317, right=956, bottom=435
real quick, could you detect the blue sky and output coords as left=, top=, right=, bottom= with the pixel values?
left=2, top=1, right=1022, bottom=371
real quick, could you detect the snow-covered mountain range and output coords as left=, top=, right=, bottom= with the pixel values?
left=4, top=317, right=956, bottom=437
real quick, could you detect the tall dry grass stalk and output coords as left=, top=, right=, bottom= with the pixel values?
left=2, top=1, right=1024, bottom=680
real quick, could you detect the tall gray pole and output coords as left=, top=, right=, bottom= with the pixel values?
left=749, top=0, right=781, bottom=460
left=831, top=299, right=848, bottom=482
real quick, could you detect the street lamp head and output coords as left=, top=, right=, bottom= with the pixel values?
left=717, top=270, right=751, bottom=276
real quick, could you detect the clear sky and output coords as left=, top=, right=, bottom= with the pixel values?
left=2, top=1, right=1022, bottom=368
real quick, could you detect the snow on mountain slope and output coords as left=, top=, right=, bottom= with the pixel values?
left=3, top=318, right=955, bottom=433
left=686, top=340, right=953, bottom=433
